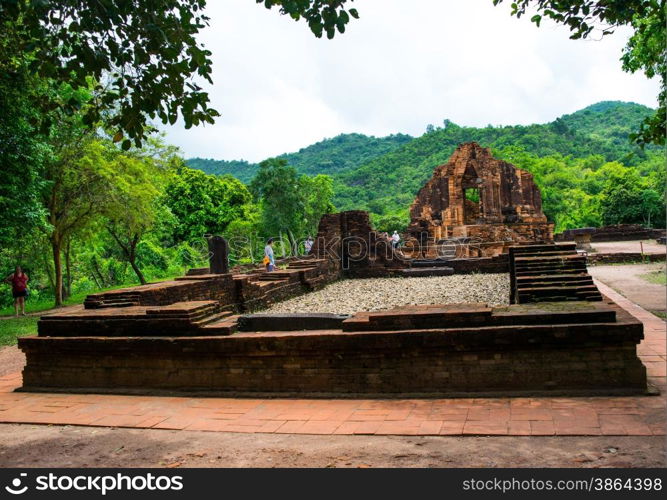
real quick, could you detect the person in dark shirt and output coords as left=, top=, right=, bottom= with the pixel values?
left=4, top=266, right=29, bottom=317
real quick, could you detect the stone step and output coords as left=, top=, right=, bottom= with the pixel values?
left=515, top=267, right=587, bottom=276
left=510, top=243, right=577, bottom=254
left=145, top=301, right=219, bottom=320
left=515, top=259, right=587, bottom=266
left=411, top=259, right=454, bottom=268
left=518, top=284, right=601, bottom=300
left=516, top=273, right=593, bottom=282
left=400, top=267, right=454, bottom=277
left=342, top=304, right=492, bottom=331
left=517, top=278, right=594, bottom=288
left=200, top=315, right=240, bottom=335
left=91, top=300, right=138, bottom=308
left=193, top=309, right=235, bottom=327
left=237, top=313, right=350, bottom=332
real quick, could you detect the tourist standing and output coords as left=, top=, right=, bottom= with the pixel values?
left=264, top=238, right=276, bottom=271
left=304, top=236, right=314, bottom=255
left=4, top=266, right=29, bottom=317
left=391, top=230, right=401, bottom=249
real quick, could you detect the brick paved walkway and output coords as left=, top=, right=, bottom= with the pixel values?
left=0, top=281, right=664, bottom=436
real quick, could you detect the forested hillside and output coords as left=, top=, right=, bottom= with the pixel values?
left=188, top=101, right=664, bottom=233
left=187, top=132, right=412, bottom=183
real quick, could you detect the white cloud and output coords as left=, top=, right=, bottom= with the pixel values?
left=163, top=0, right=660, bottom=161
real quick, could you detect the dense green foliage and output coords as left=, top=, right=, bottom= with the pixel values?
left=332, top=101, right=661, bottom=227
left=164, top=166, right=252, bottom=242
left=187, top=133, right=412, bottom=183
left=254, top=159, right=334, bottom=237
left=0, top=0, right=218, bottom=146
left=258, top=0, right=359, bottom=39
left=186, top=158, right=258, bottom=184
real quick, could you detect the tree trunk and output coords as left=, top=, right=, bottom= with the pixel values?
left=108, top=228, right=147, bottom=285
left=91, top=256, right=106, bottom=288
left=129, top=234, right=146, bottom=285
left=129, top=258, right=147, bottom=285
left=64, top=237, right=72, bottom=299
left=52, top=237, right=63, bottom=307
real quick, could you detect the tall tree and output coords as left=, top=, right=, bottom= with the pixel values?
left=250, top=158, right=304, bottom=246
left=102, top=149, right=168, bottom=285
left=163, top=165, right=252, bottom=243
left=250, top=158, right=334, bottom=246
left=300, top=174, right=335, bottom=236
left=41, top=135, right=112, bottom=306
left=0, top=71, right=46, bottom=247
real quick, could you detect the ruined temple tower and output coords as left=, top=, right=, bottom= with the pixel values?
left=407, top=142, right=553, bottom=257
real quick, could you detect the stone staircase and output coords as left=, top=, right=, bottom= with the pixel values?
left=402, top=259, right=454, bottom=277
left=84, top=291, right=141, bottom=309
left=146, top=300, right=239, bottom=335
left=509, top=244, right=602, bottom=304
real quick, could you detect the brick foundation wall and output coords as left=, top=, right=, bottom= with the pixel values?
left=19, top=302, right=646, bottom=397
left=556, top=224, right=666, bottom=242
left=587, top=253, right=666, bottom=265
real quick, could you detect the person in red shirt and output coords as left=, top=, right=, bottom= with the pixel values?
left=4, top=266, right=29, bottom=317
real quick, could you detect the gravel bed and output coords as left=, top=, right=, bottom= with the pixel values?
left=263, top=274, right=510, bottom=315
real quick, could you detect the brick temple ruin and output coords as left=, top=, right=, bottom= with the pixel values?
left=18, top=212, right=648, bottom=397
left=407, top=142, right=553, bottom=258
left=14, top=141, right=654, bottom=399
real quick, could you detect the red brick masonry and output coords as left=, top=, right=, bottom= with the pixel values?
left=0, top=281, right=663, bottom=436
left=18, top=299, right=646, bottom=397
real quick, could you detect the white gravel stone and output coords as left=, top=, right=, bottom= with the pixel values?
left=262, top=274, right=510, bottom=315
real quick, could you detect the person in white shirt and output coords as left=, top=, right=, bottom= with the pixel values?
left=264, top=238, right=276, bottom=271
left=391, top=230, right=400, bottom=249
left=304, top=236, right=314, bottom=254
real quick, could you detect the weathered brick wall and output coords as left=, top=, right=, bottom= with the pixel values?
left=556, top=224, right=666, bottom=242
left=84, top=275, right=237, bottom=309
left=20, top=306, right=645, bottom=397
left=587, top=252, right=666, bottom=265
left=407, top=142, right=554, bottom=257
left=312, top=210, right=404, bottom=278
left=446, top=255, right=509, bottom=274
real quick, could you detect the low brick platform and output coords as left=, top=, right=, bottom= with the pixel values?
left=18, top=299, right=646, bottom=397
left=0, top=283, right=663, bottom=436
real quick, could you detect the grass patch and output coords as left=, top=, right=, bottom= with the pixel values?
left=650, top=310, right=667, bottom=321
left=0, top=277, right=179, bottom=318
left=640, top=270, right=666, bottom=286
left=0, top=317, right=39, bottom=346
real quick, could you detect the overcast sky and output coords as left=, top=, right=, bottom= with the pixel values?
left=163, top=0, right=660, bottom=162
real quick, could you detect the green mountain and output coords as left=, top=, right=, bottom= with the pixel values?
left=333, top=101, right=656, bottom=213
left=186, top=101, right=662, bottom=231
left=186, top=132, right=412, bottom=184
left=185, top=158, right=257, bottom=184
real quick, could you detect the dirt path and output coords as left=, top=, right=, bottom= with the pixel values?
left=0, top=346, right=24, bottom=377
left=590, top=240, right=665, bottom=255
left=0, top=424, right=663, bottom=468
left=588, top=263, right=666, bottom=317
left=0, top=304, right=81, bottom=321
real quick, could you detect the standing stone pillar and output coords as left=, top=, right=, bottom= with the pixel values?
left=208, top=236, right=229, bottom=274
left=572, top=228, right=594, bottom=252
